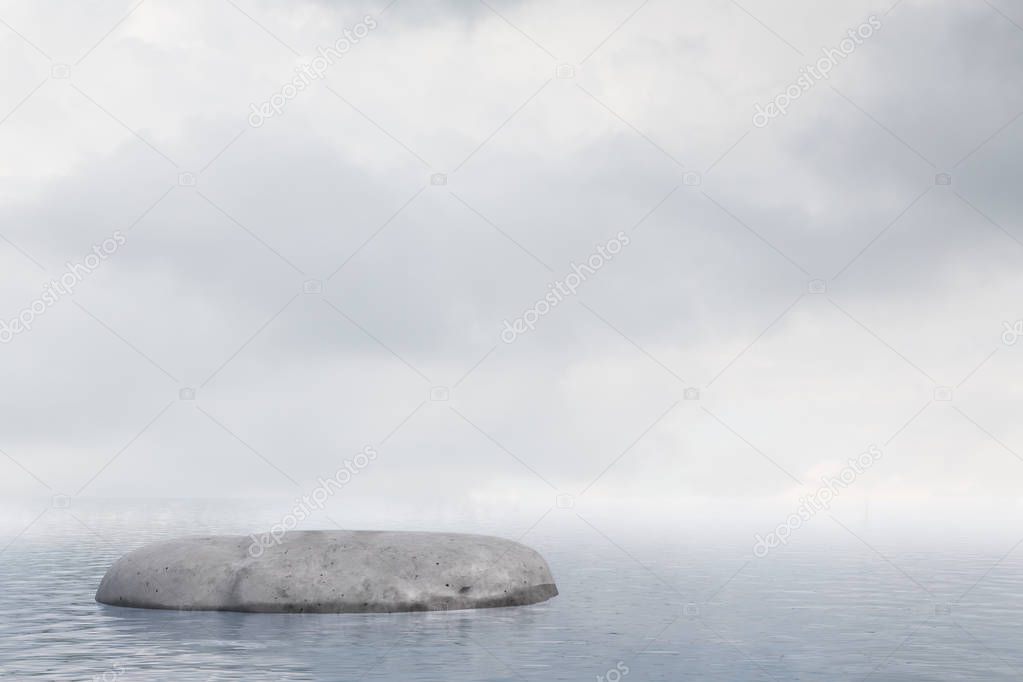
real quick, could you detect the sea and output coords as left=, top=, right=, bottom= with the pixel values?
left=0, top=499, right=1021, bottom=680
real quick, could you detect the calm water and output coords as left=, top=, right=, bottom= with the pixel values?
left=1, top=501, right=1022, bottom=680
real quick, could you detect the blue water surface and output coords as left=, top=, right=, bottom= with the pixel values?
left=0, top=500, right=1021, bottom=680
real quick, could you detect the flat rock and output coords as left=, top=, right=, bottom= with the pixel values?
left=95, top=530, right=558, bottom=613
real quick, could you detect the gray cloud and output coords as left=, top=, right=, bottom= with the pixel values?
left=1, top=0, right=1022, bottom=512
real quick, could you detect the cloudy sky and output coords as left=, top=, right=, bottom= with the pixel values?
left=1, top=0, right=1022, bottom=523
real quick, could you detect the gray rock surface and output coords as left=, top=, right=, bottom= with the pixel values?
left=95, top=530, right=558, bottom=613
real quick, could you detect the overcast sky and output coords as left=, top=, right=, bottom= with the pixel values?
left=1, top=0, right=1022, bottom=522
